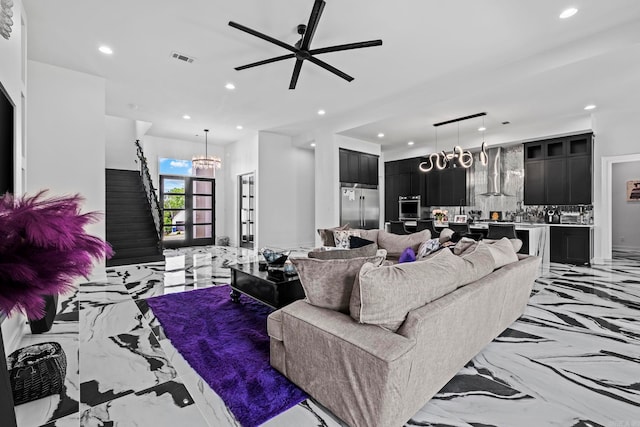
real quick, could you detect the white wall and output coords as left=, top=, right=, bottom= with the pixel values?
left=592, top=111, right=640, bottom=261
left=611, top=161, right=640, bottom=250
left=141, top=134, right=226, bottom=240
left=258, top=132, right=315, bottom=249
left=0, top=0, right=27, bottom=352
left=224, top=132, right=259, bottom=246
left=105, top=115, right=137, bottom=170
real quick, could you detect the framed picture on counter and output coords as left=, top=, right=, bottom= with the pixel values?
left=453, top=215, right=468, bottom=223
left=627, top=180, right=640, bottom=201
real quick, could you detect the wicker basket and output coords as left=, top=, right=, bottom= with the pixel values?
left=7, top=342, right=67, bottom=405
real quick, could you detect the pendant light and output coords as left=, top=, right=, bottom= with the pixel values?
left=192, top=129, right=222, bottom=177
left=479, top=116, right=488, bottom=166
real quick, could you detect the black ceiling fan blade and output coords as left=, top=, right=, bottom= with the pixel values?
left=289, top=59, right=304, bottom=89
left=229, top=21, right=297, bottom=54
left=235, top=53, right=296, bottom=71
left=306, top=56, right=354, bottom=82
left=309, top=39, right=383, bottom=55
left=301, top=0, right=325, bottom=50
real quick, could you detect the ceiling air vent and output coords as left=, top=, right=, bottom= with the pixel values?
left=171, top=52, right=195, bottom=63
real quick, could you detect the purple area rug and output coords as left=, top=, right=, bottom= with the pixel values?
left=146, top=285, right=308, bottom=427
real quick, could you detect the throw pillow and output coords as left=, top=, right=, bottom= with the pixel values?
left=308, top=243, right=378, bottom=260
left=438, top=228, right=454, bottom=244
left=486, top=237, right=519, bottom=268
left=291, top=252, right=386, bottom=313
left=398, top=247, right=416, bottom=263
left=334, top=230, right=362, bottom=248
left=317, top=224, right=350, bottom=247
left=459, top=242, right=496, bottom=283
left=377, top=229, right=431, bottom=257
left=349, top=235, right=375, bottom=249
left=484, top=238, right=523, bottom=253
left=350, top=249, right=466, bottom=331
left=417, top=238, right=441, bottom=259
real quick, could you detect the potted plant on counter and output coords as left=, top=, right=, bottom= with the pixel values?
left=0, top=190, right=112, bottom=332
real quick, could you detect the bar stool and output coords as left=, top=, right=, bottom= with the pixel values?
left=389, top=221, right=409, bottom=235
left=447, top=222, right=470, bottom=235
left=416, top=219, right=439, bottom=237
left=487, top=223, right=517, bottom=240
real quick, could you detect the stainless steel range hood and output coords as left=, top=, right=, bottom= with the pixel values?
left=479, top=147, right=511, bottom=196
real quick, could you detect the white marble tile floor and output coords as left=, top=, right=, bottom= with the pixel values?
left=10, top=245, right=640, bottom=427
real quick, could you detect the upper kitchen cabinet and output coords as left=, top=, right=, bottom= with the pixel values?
left=384, top=157, right=421, bottom=221
left=523, top=133, right=593, bottom=205
left=339, top=149, right=379, bottom=186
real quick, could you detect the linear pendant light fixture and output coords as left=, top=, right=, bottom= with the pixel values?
left=419, top=112, right=487, bottom=172
left=192, top=129, right=222, bottom=177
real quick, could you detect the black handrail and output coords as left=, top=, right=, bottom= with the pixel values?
left=133, top=139, right=163, bottom=241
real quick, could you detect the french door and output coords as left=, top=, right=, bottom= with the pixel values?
left=160, top=175, right=215, bottom=248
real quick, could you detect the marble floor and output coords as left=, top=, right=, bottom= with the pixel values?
left=11, top=246, right=640, bottom=427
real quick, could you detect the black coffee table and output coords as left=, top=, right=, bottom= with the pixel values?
left=229, top=262, right=305, bottom=309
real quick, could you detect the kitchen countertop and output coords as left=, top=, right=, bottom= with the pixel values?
left=402, top=221, right=594, bottom=229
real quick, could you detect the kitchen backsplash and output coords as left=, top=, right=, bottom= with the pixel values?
left=421, top=144, right=593, bottom=223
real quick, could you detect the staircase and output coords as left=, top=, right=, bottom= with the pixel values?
left=105, top=169, right=164, bottom=266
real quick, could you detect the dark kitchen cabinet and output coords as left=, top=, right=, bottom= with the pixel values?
left=550, top=226, right=591, bottom=265
left=524, top=160, right=545, bottom=205
left=439, top=167, right=467, bottom=206
left=523, top=133, right=592, bottom=205
left=421, top=166, right=466, bottom=207
left=384, top=157, right=421, bottom=221
left=339, top=149, right=379, bottom=186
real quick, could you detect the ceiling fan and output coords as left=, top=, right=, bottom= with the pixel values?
left=228, top=0, right=382, bottom=89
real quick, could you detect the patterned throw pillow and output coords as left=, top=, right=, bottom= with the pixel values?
left=333, top=230, right=361, bottom=248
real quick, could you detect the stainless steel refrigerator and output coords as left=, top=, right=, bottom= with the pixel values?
left=340, top=184, right=380, bottom=229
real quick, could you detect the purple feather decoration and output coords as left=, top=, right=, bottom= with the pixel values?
left=0, top=190, right=113, bottom=319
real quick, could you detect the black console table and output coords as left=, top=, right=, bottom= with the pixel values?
left=229, top=263, right=305, bottom=309
left=0, top=315, right=18, bottom=427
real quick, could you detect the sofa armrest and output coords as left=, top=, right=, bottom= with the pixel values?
left=272, top=300, right=416, bottom=427
left=278, top=300, right=415, bottom=362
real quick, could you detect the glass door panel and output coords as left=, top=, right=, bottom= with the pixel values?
left=161, top=175, right=215, bottom=247
left=238, top=172, right=255, bottom=249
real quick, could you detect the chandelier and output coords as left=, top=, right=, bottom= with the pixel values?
left=419, top=112, right=486, bottom=172
left=192, top=129, right=222, bottom=174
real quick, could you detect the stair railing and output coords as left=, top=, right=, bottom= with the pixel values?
left=134, top=139, right=163, bottom=241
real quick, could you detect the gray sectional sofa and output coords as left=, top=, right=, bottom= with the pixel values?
left=268, top=239, right=541, bottom=427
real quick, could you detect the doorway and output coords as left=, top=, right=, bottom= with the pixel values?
left=238, top=172, right=255, bottom=249
left=601, top=153, right=640, bottom=261
left=611, top=160, right=640, bottom=260
left=160, top=175, right=215, bottom=248
left=0, top=82, right=14, bottom=195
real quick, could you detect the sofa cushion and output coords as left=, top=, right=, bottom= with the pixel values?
left=460, top=242, right=496, bottom=282
left=291, top=252, right=386, bottom=313
left=484, top=238, right=523, bottom=253
left=350, top=249, right=466, bottom=331
left=334, top=230, right=362, bottom=249
left=317, top=224, right=350, bottom=247
left=376, top=229, right=431, bottom=257
left=308, top=243, right=378, bottom=260
left=486, top=237, right=519, bottom=268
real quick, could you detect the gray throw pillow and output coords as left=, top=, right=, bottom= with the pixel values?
left=317, top=224, right=350, bottom=247
left=486, top=237, right=519, bottom=268
left=308, top=243, right=378, bottom=260
left=350, top=249, right=466, bottom=331
left=291, top=252, right=386, bottom=313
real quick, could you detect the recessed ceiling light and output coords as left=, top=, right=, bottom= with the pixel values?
left=225, top=83, right=236, bottom=90
left=236, top=125, right=243, bottom=130
left=377, top=133, right=385, bottom=138
left=407, top=141, right=414, bottom=146
left=584, top=104, right=597, bottom=110
left=317, top=109, right=326, bottom=116
left=310, top=143, right=316, bottom=147
left=559, top=7, right=578, bottom=19
left=98, top=45, right=113, bottom=55
left=478, top=126, right=486, bottom=132
left=182, top=115, right=191, bottom=120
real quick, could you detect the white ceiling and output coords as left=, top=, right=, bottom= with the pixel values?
left=22, top=0, right=640, bottom=151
